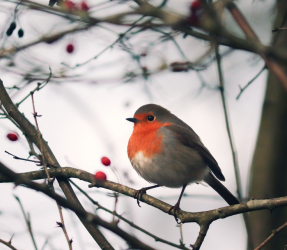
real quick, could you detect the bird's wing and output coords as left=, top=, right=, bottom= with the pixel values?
left=166, top=124, right=225, bottom=181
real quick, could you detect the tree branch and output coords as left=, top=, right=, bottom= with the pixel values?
left=0, top=79, right=113, bottom=250
left=0, top=162, right=156, bottom=250
left=1, top=166, right=287, bottom=227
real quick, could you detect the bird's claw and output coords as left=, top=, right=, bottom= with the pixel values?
left=168, top=203, right=181, bottom=223
left=134, top=188, right=147, bottom=207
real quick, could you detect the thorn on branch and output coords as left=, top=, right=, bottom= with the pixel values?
left=9, top=234, right=14, bottom=244
left=56, top=221, right=64, bottom=228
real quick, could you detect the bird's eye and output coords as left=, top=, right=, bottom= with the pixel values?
left=147, top=115, right=154, bottom=121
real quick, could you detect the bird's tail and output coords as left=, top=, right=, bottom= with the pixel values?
left=203, top=173, right=240, bottom=205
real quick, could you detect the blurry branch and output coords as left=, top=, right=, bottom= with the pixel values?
left=14, top=196, right=38, bottom=250
left=2, top=0, right=287, bottom=91
left=16, top=68, right=52, bottom=107
left=69, top=16, right=146, bottom=69
left=69, top=180, right=190, bottom=250
left=254, top=221, right=287, bottom=250
left=2, top=166, right=287, bottom=249
left=214, top=42, right=254, bottom=245
left=0, top=162, right=157, bottom=250
left=6, top=0, right=92, bottom=21
left=0, top=25, right=93, bottom=59
left=0, top=79, right=113, bottom=250
left=226, top=2, right=287, bottom=91
left=236, top=65, right=266, bottom=100
left=40, top=239, right=48, bottom=250
left=0, top=236, right=17, bottom=250
left=215, top=45, right=242, bottom=201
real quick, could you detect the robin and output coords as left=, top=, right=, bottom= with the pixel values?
left=127, top=104, right=239, bottom=219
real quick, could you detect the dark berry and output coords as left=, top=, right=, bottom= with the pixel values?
left=18, top=29, right=24, bottom=38
left=66, top=43, right=74, bottom=53
left=9, top=22, right=16, bottom=31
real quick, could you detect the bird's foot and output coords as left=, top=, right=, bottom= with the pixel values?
left=168, top=202, right=181, bottom=223
left=134, top=188, right=147, bottom=207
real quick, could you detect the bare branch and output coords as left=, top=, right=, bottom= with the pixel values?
left=69, top=180, right=190, bottom=250
left=254, top=221, right=287, bottom=250
left=0, top=79, right=114, bottom=249
left=0, top=162, right=156, bottom=250
left=0, top=238, right=17, bottom=250
left=14, top=196, right=38, bottom=250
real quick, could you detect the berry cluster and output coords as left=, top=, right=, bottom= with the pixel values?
left=6, top=22, right=24, bottom=38
left=94, top=157, right=111, bottom=181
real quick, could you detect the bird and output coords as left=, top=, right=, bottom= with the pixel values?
left=126, top=104, right=239, bottom=220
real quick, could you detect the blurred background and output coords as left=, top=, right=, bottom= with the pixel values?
left=0, top=0, right=283, bottom=249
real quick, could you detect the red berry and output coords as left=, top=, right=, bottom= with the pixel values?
left=63, top=0, right=75, bottom=11
left=190, top=0, right=202, bottom=11
left=66, top=44, right=74, bottom=53
left=101, top=157, right=111, bottom=166
left=80, top=1, right=89, bottom=11
left=7, top=132, right=18, bottom=141
left=94, top=171, right=107, bottom=181
left=187, top=0, right=203, bottom=25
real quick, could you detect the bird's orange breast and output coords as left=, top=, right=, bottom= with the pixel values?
left=127, top=120, right=171, bottom=160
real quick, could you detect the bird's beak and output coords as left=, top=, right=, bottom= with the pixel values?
left=126, top=118, right=138, bottom=123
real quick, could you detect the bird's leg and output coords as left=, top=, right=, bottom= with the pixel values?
left=168, top=185, right=187, bottom=223
left=134, top=185, right=161, bottom=207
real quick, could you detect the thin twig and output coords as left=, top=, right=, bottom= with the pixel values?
left=40, top=239, right=48, bottom=250
left=14, top=196, right=38, bottom=250
left=30, top=92, right=51, bottom=183
left=254, top=221, right=287, bottom=250
left=236, top=65, right=266, bottom=100
left=16, top=68, right=52, bottom=107
left=5, top=151, right=42, bottom=164
left=30, top=93, right=72, bottom=250
left=215, top=45, right=243, bottom=200
left=215, top=45, right=253, bottom=242
left=70, top=16, right=146, bottom=69
left=55, top=201, right=73, bottom=250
